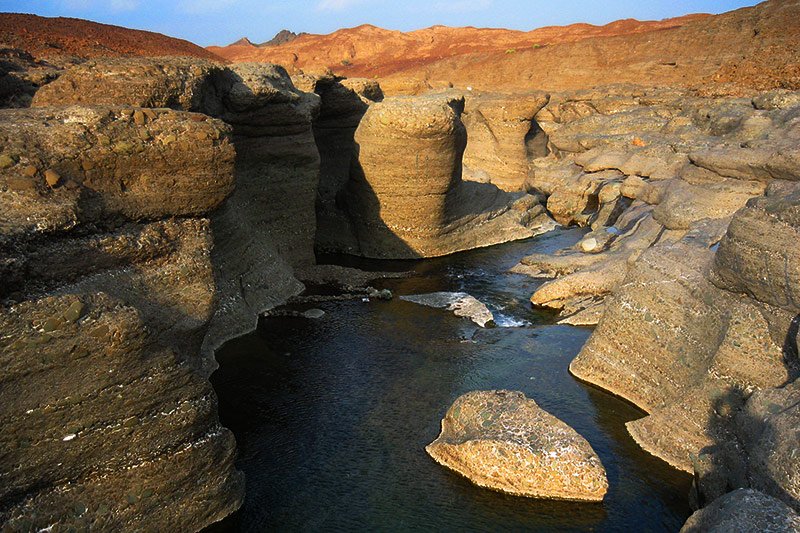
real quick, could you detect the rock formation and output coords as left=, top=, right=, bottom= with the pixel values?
left=341, top=93, right=554, bottom=258
left=293, top=73, right=385, bottom=254
left=30, top=57, right=322, bottom=360
left=514, top=85, right=799, bottom=323
left=0, top=106, right=243, bottom=530
left=461, top=91, right=550, bottom=191
left=680, top=489, right=800, bottom=533
left=427, top=390, right=608, bottom=501
left=400, top=292, right=495, bottom=327
left=505, top=84, right=800, bottom=526
left=0, top=48, right=62, bottom=108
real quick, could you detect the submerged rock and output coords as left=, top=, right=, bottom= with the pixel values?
left=400, top=292, right=495, bottom=327
left=426, top=390, right=608, bottom=501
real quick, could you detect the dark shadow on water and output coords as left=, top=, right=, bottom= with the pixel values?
left=206, top=230, right=693, bottom=532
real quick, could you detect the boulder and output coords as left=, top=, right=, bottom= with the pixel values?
left=681, top=489, right=800, bottom=533
left=400, top=292, right=495, bottom=327
left=426, top=390, right=608, bottom=501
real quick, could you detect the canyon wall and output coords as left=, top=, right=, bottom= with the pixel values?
left=512, top=85, right=800, bottom=522
left=0, top=106, right=243, bottom=530
left=0, top=58, right=326, bottom=529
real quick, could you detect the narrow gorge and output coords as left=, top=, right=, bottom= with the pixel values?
left=1, top=1, right=799, bottom=531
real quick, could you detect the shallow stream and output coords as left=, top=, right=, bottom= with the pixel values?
left=209, top=228, right=692, bottom=532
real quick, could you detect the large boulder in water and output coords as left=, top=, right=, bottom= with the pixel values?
left=426, top=390, right=608, bottom=502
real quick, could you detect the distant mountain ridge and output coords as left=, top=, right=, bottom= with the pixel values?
left=0, top=13, right=223, bottom=61
left=206, top=1, right=800, bottom=95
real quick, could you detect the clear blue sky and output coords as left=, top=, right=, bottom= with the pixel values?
left=1, top=0, right=761, bottom=47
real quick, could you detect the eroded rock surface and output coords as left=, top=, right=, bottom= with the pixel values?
left=681, top=489, right=800, bottom=533
left=426, top=390, right=608, bottom=501
left=27, top=57, right=322, bottom=358
left=341, top=93, right=554, bottom=258
left=515, top=86, right=796, bottom=322
left=461, top=91, right=550, bottom=191
left=0, top=105, right=243, bottom=530
left=400, top=292, right=494, bottom=327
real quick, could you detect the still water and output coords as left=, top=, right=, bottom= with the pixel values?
left=209, top=228, right=692, bottom=532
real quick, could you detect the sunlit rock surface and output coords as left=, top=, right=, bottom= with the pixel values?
left=427, top=390, right=608, bottom=501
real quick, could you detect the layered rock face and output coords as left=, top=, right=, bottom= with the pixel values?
left=514, top=85, right=800, bottom=522
left=0, top=107, right=243, bottom=530
left=461, top=91, right=550, bottom=191
left=514, top=86, right=799, bottom=323
left=427, top=390, right=608, bottom=501
left=293, top=74, right=385, bottom=254
left=30, top=57, right=322, bottom=358
left=341, top=93, right=553, bottom=258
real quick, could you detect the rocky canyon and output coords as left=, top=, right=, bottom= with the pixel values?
left=1, top=1, right=799, bottom=531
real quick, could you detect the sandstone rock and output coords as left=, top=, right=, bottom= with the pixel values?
left=342, top=93, right=551, bottom=258
left=461, top=91, right=550, bottom=190
left=31, top=57, right=226, bottom=111
left=308, top=76, right=384, bottom=254
left=0, top=106, right=235, bottom=240
left=681, top=489, right=800, bottom=533
left=401, top=292, right=495, bottom=327
left=653, top=178, right=764, bottom=230
left=25, top=57, right=323, bottom=359
left=426, top=390, right=608, bottom=501
left=569, top=213, right=795, bottom=473
left=0, top=221, right=244, bottom=529
left=711, top=186, right=800, bottom=313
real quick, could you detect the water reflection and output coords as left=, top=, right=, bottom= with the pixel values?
left=208, top=229, right=691, bottom=532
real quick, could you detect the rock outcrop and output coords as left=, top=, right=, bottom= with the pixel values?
left=340, top=93, right=554, bottom=258
left=1, top=58, right=327, bottom=530
left=426, top=390, right=608, bottom=501
left=514, top=86, right=798, bottom=322
left=680, top=489, right=800, bottom=533
left=400, top=292, right=495, bottom=327
left=29, top=57, right=322, bottom=359
left=0, top=48, right=62, bottom=108
left=0, top=106, right=243, bottom=530
left=295, top=74, right=385, bottom=254
left=461, top=91, right=550, bottom=190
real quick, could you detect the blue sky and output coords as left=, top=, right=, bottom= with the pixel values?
left=1, top=1, right=760, bottom=47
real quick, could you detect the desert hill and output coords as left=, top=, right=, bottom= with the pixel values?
left=0, top=13, right=223, bottom=61
left=208, top=15, right=709, bottom=77
left=209, top=1, right=799, bottom=95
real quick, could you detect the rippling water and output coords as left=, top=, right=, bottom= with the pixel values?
left=208, top=228, right=692, bottom=532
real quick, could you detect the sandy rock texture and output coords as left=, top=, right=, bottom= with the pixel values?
left=680, top=489, right=800, bottom=533
left=514, top=85, right=800, bottom=322
left=340, top=93, right=554, bottom=258
left=295, top=73, right=385, bottom=254
left=0, top=106, right=243, bottom=530
left=426, top=390, right=607, bottom=501
left=29, top=57, right=322, bottom=359
left=461, top=91, right=550, bottom=191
